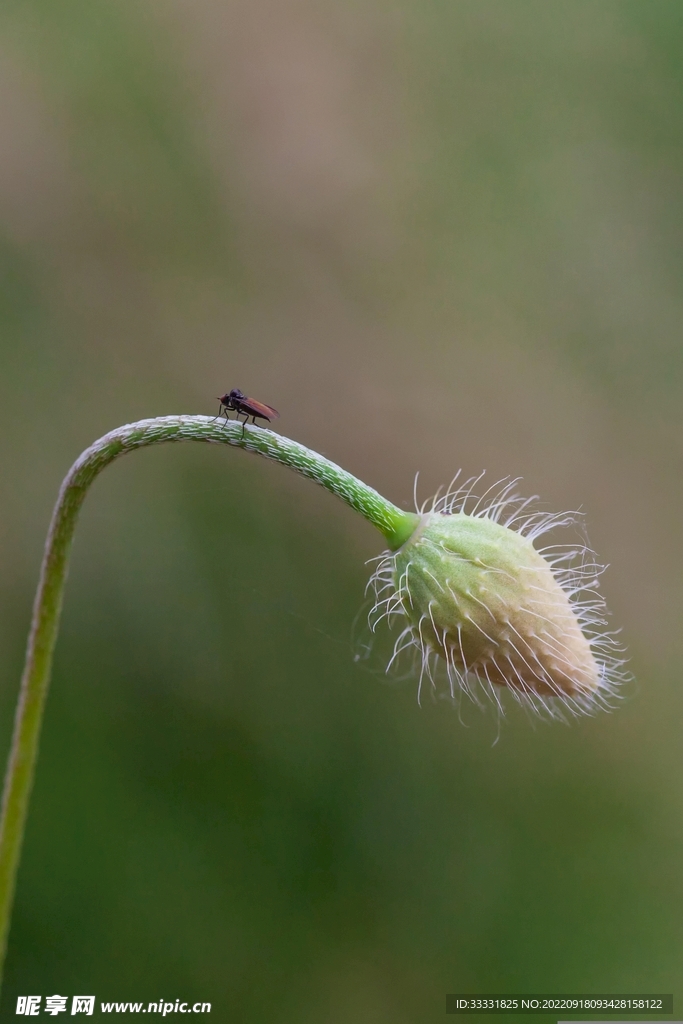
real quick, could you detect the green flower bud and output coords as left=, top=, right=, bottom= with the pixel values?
left=369, top=477, right=627, bottom=719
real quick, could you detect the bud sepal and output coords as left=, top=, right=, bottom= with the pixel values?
left=368, top=477, right=628, bottom=719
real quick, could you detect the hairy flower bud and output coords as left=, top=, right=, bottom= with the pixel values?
left=368, top=476, right=627, bottom=719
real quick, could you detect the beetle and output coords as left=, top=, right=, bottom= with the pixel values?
left=216, top=388, right=280, bottom=435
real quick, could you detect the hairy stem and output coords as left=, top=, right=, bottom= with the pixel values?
left=0, top=415, right=418, bottom=986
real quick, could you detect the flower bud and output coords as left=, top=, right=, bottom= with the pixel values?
left=369, top=478, right=627, bottom=718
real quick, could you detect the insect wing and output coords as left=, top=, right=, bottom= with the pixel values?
left=242, top=397, right=280, bottom=420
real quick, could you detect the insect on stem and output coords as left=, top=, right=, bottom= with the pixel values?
left=217, top=389, right=280, bottom=437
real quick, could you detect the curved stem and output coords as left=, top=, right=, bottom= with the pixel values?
left=0, top=415, right=418, bottom=985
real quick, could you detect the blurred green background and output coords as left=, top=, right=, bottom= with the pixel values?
left=0, top=0, right=681, bottom=1019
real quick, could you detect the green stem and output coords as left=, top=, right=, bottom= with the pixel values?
left=0, top=415, right=418, bottom=984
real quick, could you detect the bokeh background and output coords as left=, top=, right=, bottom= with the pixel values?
left=0, top=0, right=681, bottom=1019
